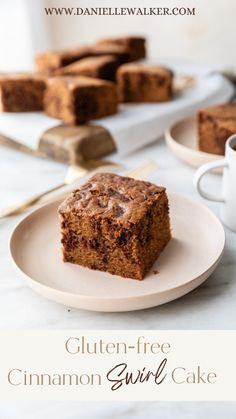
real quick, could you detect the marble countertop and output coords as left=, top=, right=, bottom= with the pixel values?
left=1, top=138, right=236, bottom=418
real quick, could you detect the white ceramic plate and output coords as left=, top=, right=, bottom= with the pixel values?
left=9, top=193, right=225, bottom=312
left=165, top=117, right=223, bottom=168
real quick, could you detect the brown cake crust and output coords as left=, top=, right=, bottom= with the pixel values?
left=97, top=36, right=146, bottom=61
left=89, top=44, right=131, bottom=64
left=198, top=104, right=236, bottom=155
left=54, top=55, right=120, bottom=81
left=35, top=46, right=93, bottom=74
left=44, top=76, right=118, bottom=125
left=58, top=173, right=171, bottom=280
left=117, top=64, right=173, bottom=103
left=36, top=44, right=131, bottom=74
left=0, top=74, right=46, bottom=112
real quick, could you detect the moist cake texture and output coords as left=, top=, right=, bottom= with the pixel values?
left=0, top=74, right=46, bottom=112
left=198, top=104, right=236, bottom=155
left=44, top=76, right=118, bottom=124
left=58, top=173, right=171, bottom=280
left=117, top=64, right=173, bottom=102
left=54, top=55, right=120, bottom=81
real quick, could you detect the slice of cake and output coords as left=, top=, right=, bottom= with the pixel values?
left=0, top=74, right=46, bottom=112
left=58, top=173, right=171, bottom=280
left=35, top=46, right=93, bottom=74
left=117, top=64, right=173, bottom=102
left=198, top=104, right=236, bottom=155
left=36, top=44, right=130, bottom=74
left=89, top=44, right=131, bottom=64
left=97, top=36, right=146, bottom=61
left=54, top=55, right=119, bottom=81
left=44, top=76, right=118, bottom=125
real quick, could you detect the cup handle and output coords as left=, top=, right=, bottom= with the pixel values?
left=194, top=159, right=228, bottom=203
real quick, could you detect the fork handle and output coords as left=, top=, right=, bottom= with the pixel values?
left=0, top=182, right=65, bottom=218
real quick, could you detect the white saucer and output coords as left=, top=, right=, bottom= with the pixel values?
left=9, top=193, right=225, bottom=312
left=165, top=117, right=223, bottom=168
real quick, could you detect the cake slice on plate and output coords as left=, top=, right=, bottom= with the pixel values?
left=198, top=103, right=236, bottom=155
left=58, top=173, right=171, bottom=280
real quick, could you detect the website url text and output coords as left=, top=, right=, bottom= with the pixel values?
left=44, top=7, right=196, bottom=17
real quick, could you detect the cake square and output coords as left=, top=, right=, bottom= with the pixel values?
left=35, top=46, right=92, bottom=74
left=117, top=64, right=173, bottom=102
left=0, top=74, right=46, bottom=112
left=58, top=173, right=171, bottom=280
left=97, top=36, right=146, bottom=61
left=54, top=55, right=119, bottom=81
left=44, top=76, right=118, bottom=125
left=198, top=104, right=236, bottom=155
left=36, top=44, right=130, bottom=74
left=89, top=44, right=131, bottom=64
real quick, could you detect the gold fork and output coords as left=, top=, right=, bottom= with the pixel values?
left=1, top=159, right=159, bottom=218
left=0, top=159, right=118, bottom=218
left=36, top=160, right=159, bottom=208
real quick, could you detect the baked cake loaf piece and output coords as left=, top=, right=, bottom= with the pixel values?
left=58, top=173, right=171, bottom=280
left=198, top=104, right=236, bottom=155
left=0, top=74, right=46, bottom=112
left=54, top=55, right=119, bottom=81
left=117, top=64, right=173, bottom=102
left=97, top=36, right=146, bottom=61
left=35, top=46, right=92, bottom=74
left=44, top=76, right=118, bottom=125
left=89, top=44, right=131, bottom=64
left=36, top=44, right=130, bottom=74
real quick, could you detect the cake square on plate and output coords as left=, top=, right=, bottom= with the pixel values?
left=198, top=104, right=236, bottom=155
left=58, top=173, right=171, bottom=280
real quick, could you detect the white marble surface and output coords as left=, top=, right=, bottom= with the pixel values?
left=1, top=138, right=236, bottom=417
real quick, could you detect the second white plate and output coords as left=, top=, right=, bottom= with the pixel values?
left=165, top=117, right=223, bottom=168
left=9, top=192, right=225, bottom=312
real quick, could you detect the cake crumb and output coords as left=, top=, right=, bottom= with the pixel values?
left=153, top=269, right=159, bottom=275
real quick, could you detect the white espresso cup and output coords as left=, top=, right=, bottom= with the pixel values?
left=194, top=134, right=236, bottom=232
